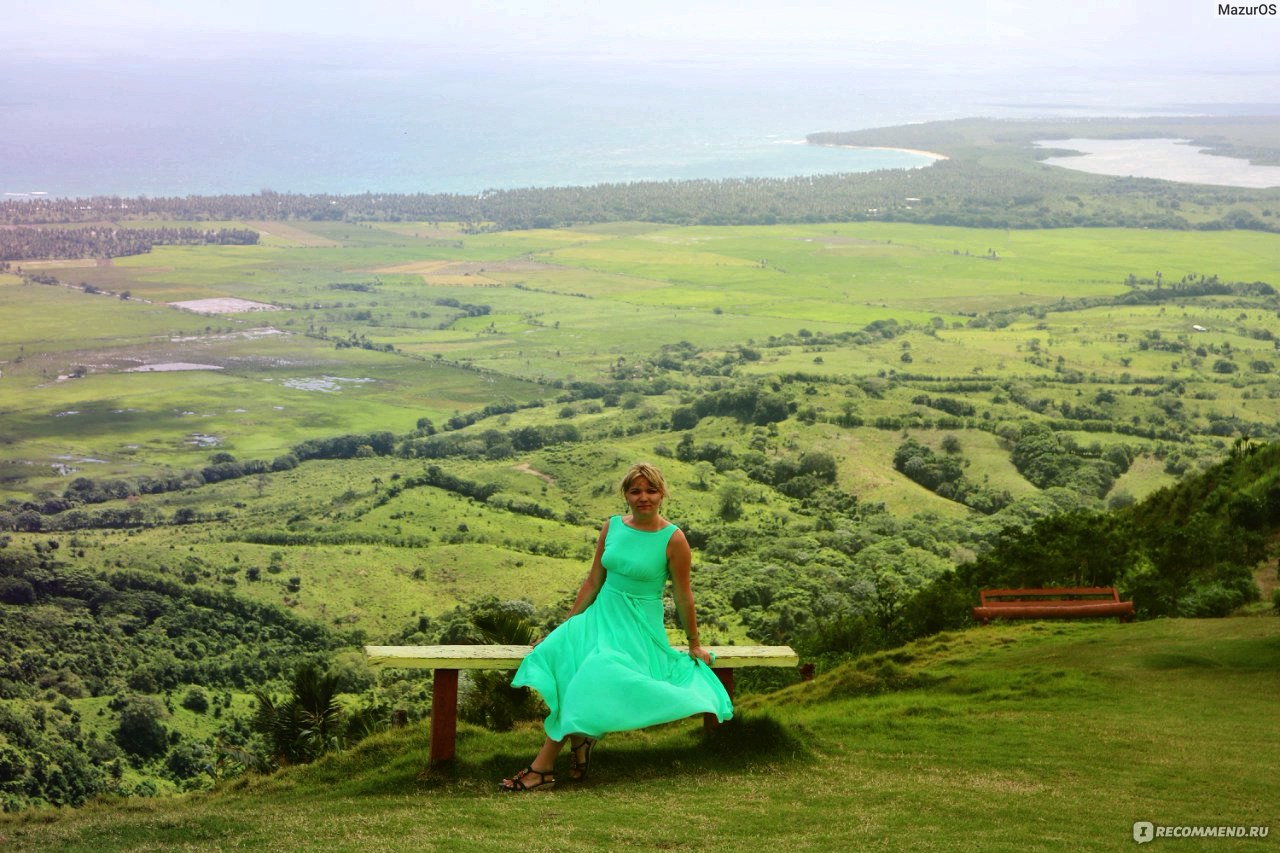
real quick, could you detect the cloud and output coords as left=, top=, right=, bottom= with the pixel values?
left=5, top=0, right=1274, bottom=71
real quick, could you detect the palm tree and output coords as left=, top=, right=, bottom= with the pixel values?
left=472, top=609, right=539, bottom=646
left=252, top=663, right=344, bottom=766
left=460, top=608, right=542, bottom=731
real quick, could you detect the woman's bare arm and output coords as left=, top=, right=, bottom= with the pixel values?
left=667, top=529, right=711, bottom=664
left=567, top=519, right=610, bottom=618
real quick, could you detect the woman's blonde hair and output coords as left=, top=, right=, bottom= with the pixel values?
left=619, top=462, right=669, bottom=498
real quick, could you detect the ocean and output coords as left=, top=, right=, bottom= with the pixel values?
left=3, top=52, right=1278, bottom=199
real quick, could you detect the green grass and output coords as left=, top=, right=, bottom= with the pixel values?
left=5, top=617, right=1274, bottom=851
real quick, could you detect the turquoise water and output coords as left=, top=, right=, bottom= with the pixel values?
left=1, top=53, right=1266, bottom=199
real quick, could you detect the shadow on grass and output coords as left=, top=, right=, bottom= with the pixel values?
left=696, top=713, right=809, bottom=764
left=467, top=712, right=812, bottom=792
left=270, top=710, right=806, bottom=797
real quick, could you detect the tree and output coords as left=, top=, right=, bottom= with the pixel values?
left=717, top=483, right=745, bottom=521
left=694, top=462, right=715, bottom=490
left=114, top=696, right=170, bottom=759
left=752, top=393, right=790, bottom=425
left=181, top=687, right=210, bottom=714
left=252, top=663, right=344, bottom=766
left=670, top=407, right=700, bottom=431
left=798, top=451, right=838, bottom=483
left=1212, top=358, right=1237, bottom=374
left=14, top=511, right=42, bottom=533
left=0, top=577, right=35, bottom=605
left=460, top=604, right=542, bottom=731
left=164, top=742, right=212, bottom=781
left=0, top=736, right=27, bottom=784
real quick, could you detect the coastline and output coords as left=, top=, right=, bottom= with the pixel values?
left=811, top=143, right=950, bottom=162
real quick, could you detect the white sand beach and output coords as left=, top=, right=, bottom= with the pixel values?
left=814, top=144, right=950, bottom=162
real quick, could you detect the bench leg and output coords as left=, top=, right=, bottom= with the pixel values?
left=430, top=668, right=459, bottom=767
left=704, top=667, right=734, bottom=733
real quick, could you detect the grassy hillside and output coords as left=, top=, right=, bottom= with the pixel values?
left=3, top=617, right=1275, bottom=851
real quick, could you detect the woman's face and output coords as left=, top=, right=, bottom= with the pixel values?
left=623, top=476, right=663, bottom=519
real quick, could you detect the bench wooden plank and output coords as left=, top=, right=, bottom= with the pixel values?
left=980, top=587, right=1121, bottom=605
left=364, top=644, right=798, bottom=670
left=979, top=600, right=1126, bottom=611
left=972, top=586, right=1133, bottom=625
left=365, top=645, right=531, bottom=670
left=973, top=602, right=1133, bottom=617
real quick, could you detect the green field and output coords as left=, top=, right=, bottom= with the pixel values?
left=5, top=221, right=1279, bottom=499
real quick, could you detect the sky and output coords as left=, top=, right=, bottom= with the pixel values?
left=4, top=0, right=1277, bottom=73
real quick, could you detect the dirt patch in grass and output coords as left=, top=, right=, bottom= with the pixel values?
left=375, top=259, right=568, bottom=276
left=246, top=221, right=340, bottom=248
left=791, top=236, right=883, bottom=247
left=371, top=223, right=468, bottom=240
left=513, top=462, right=555, bottom=484
left=124, top=362, right=225, bottom=373
left=169, top=298, right=284, bottom=314
left=9, top=258, right=100, bottom=269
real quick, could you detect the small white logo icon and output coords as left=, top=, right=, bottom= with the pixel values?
left=1134, top=821, right=1155, bottom=844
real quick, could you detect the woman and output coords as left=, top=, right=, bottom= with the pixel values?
left=500, top=462, right=733, bottom=791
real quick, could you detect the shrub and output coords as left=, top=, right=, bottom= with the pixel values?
left=1178, top=582, right=1246, bottom=617
left=114, top=696, right=170, bottom=759
left=252, top=663, right=344, bottom=766
left=164, top=742, right=212, bottom=781
left=0, top=577, right=35, bottom=605
left=181, top=687, right=210, bottom=714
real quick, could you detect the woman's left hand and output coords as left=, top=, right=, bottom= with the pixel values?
left=689, top=643, right=714, bottom=665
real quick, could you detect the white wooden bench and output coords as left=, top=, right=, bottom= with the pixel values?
left=364, top=644, right=800, bottom=766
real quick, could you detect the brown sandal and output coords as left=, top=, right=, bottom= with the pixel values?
left=568, top=738, right=596, bottom=781
left=499, top=765, right=555, bottom=792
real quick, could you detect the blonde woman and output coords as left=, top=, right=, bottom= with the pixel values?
left=500, top=462, right=732, bottom=791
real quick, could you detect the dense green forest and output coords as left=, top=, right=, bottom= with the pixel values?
left=0, top=228, right=259, bottom=262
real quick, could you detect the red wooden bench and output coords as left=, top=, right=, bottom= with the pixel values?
left=971, top=587, right=1134, bottom=625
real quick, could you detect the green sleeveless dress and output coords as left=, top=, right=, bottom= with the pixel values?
left=512, top=516, right=734, bottom=740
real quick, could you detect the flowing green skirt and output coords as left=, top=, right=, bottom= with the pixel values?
left=512, top=584, right=733, bottom=740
